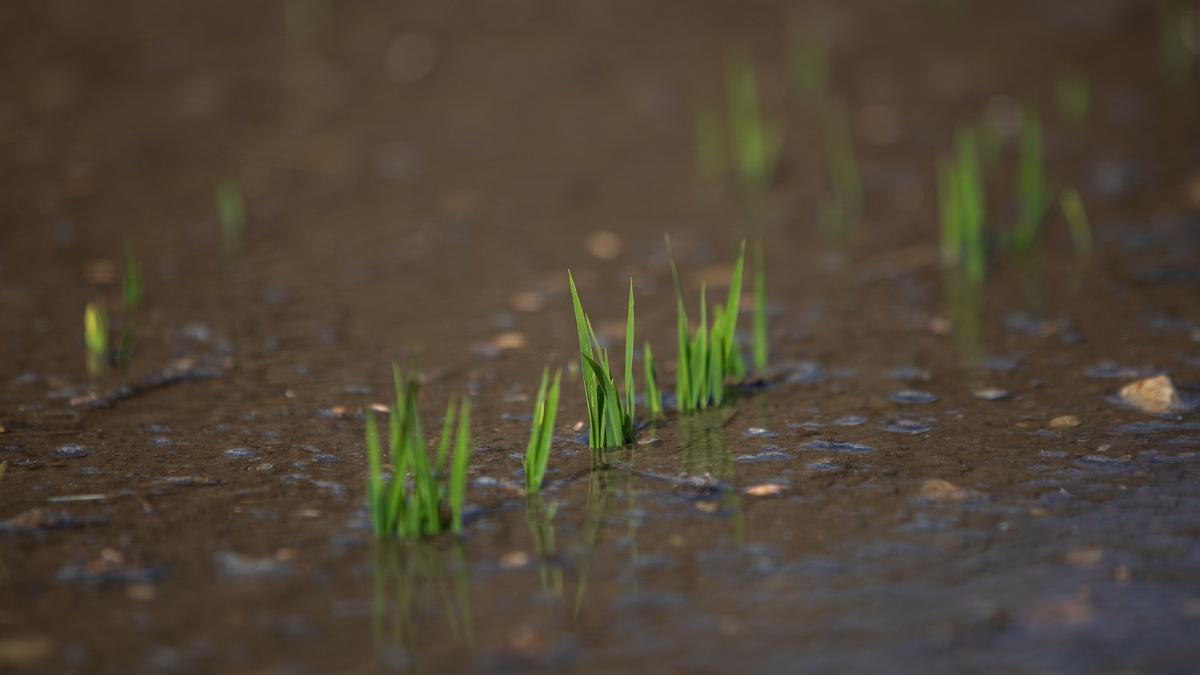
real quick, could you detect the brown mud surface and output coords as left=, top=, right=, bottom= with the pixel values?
left=3, top=1, right=1200, bottom=672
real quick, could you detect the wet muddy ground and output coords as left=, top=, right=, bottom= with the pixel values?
left=3, top=0, right=1200, bottom=672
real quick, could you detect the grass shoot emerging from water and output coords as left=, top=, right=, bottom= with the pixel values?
left=216, top=178, right=247, bottom=256
left=938, top=127, right=986, bottom=281
left=726, top=49, right=783, bottom=213
left=668, top=240, right=746, bottom=412
left=365, top=367, right=472, bottom=538
left=84, top=302, right=108, bottom=377
left=643, top=342, right=663, bottom=420
left=817, top=97, right=864, bottom=237
left=1012, top=107, right=1051, bottom=254
left=752, top=239, right=768, bottom=371
left=568, top=274, right=636, bottom=448
left=523, top=368, right=562, bottom=494
left=1059, top=188, right=1093, bottom=257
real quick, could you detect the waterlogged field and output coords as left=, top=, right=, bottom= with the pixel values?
left=2, top=1, right=1200, bottom=673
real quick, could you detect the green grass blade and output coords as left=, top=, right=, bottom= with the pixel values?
left=752, top=239, right=768, bottom=371
left=365, top=410, right=384, bottom=534
left=643, top=342, right=662, bottom=419
left=524, top=368, right=551, bottom=492
left=1060, top=188, right=1092, bottom=256
left=450, top=399, right=472, bottom=533
left=722, top=241, right=746, bottom=369
left=568, top=271, right=600, bottom=447
left=623, top=280, right=635, bottom=435
left=435, top=399, right=457, bottom=474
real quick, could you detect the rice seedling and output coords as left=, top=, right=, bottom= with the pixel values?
left=789, top=31, right=829, bottom=97
left=567, top=274, right=636, bottom=448
left=364, top=367, right=473, bottom=538
left=84, top=302, right=109, bottom=377
left=726, top=49, right=784, bottom=212
left=215, top=178, right=246, bottom=255
left=817, top=97, right=863, bottom=236
left=752, top=239, right=768, bottom=371
left=668, top=240, right=746, bottom=412
left=523, top=367, right=561, bottom=493
left=1059, top=188, right=1093, bottom=256
left=643, top=342, right=663, bottom=420
left=693, top=106, right=728, bottom=180
left=1054, top=69, right=1091, bottom=127
left=937, top=126, right=986, bottom=281
left=1012, top=108, right=1052, bottom=254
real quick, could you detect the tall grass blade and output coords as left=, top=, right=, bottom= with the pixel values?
left=1060, top=188, right=1093, bottom=256
left=643, top=342, right=663, bottom=419
left=752, top=240, right=768, bottom=371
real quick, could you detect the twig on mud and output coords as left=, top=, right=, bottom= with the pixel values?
left=70, top=360, right=225, bottom=409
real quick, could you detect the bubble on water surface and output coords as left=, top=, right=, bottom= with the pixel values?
left=224, top=448, right=257, bottom=460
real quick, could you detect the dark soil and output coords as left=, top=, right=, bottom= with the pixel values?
left=3, top=0, right=1200, bottom=672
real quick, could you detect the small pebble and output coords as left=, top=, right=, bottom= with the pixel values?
left=890, top=390, right=939, bottom=405
left=1049, top=415, right=1081, bottom=429
left=51, top=444, right=91, bottom=459
left=974, top=387, right=1009, bottom=401
left=224, top=448, right=257, bottom=460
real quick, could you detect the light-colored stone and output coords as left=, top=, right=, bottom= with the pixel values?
left=918, top=479, right=984, bottom=503
left=1119, top=375, right=1184, bottom=414
left=1049, top=415, right=1081, bottom=429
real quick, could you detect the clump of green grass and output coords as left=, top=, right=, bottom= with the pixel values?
left=1012, top=107, right=1051, bottom=254
left=365, top=367, right=472, bottom=538
left=668, top=240, right=747, bottom=412
left=937, top=127, right=987, bottom=281
left=816, top=97, right=863, bottom=237
left=643, top=342, right=663, bottom=420
left=1059, top=188, right=1093, bottom=256
left=936, top=124, right=984, bottom=279
left=216, top=178, right=246, bottom=255
left=567, top=275, right=636, bottom=448
left=1054, top=69, right=1091, bottom=127
left=84, top=302, right=109, bottom=377
left=726, top=49, right=784, bottom=211
left=752, top=239, right=768, bottom=371
left=523, top=368, right=561, bottom=494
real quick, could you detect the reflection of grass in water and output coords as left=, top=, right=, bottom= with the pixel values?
left=525, top=495, right=563, bottom=599
left=572, top=448, right=641, bottom=616
left=678, top=410, right=735, bottom=481
left=568, top=274, right=636, bottom=449
left=371, top=542, right=473, bottom=655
